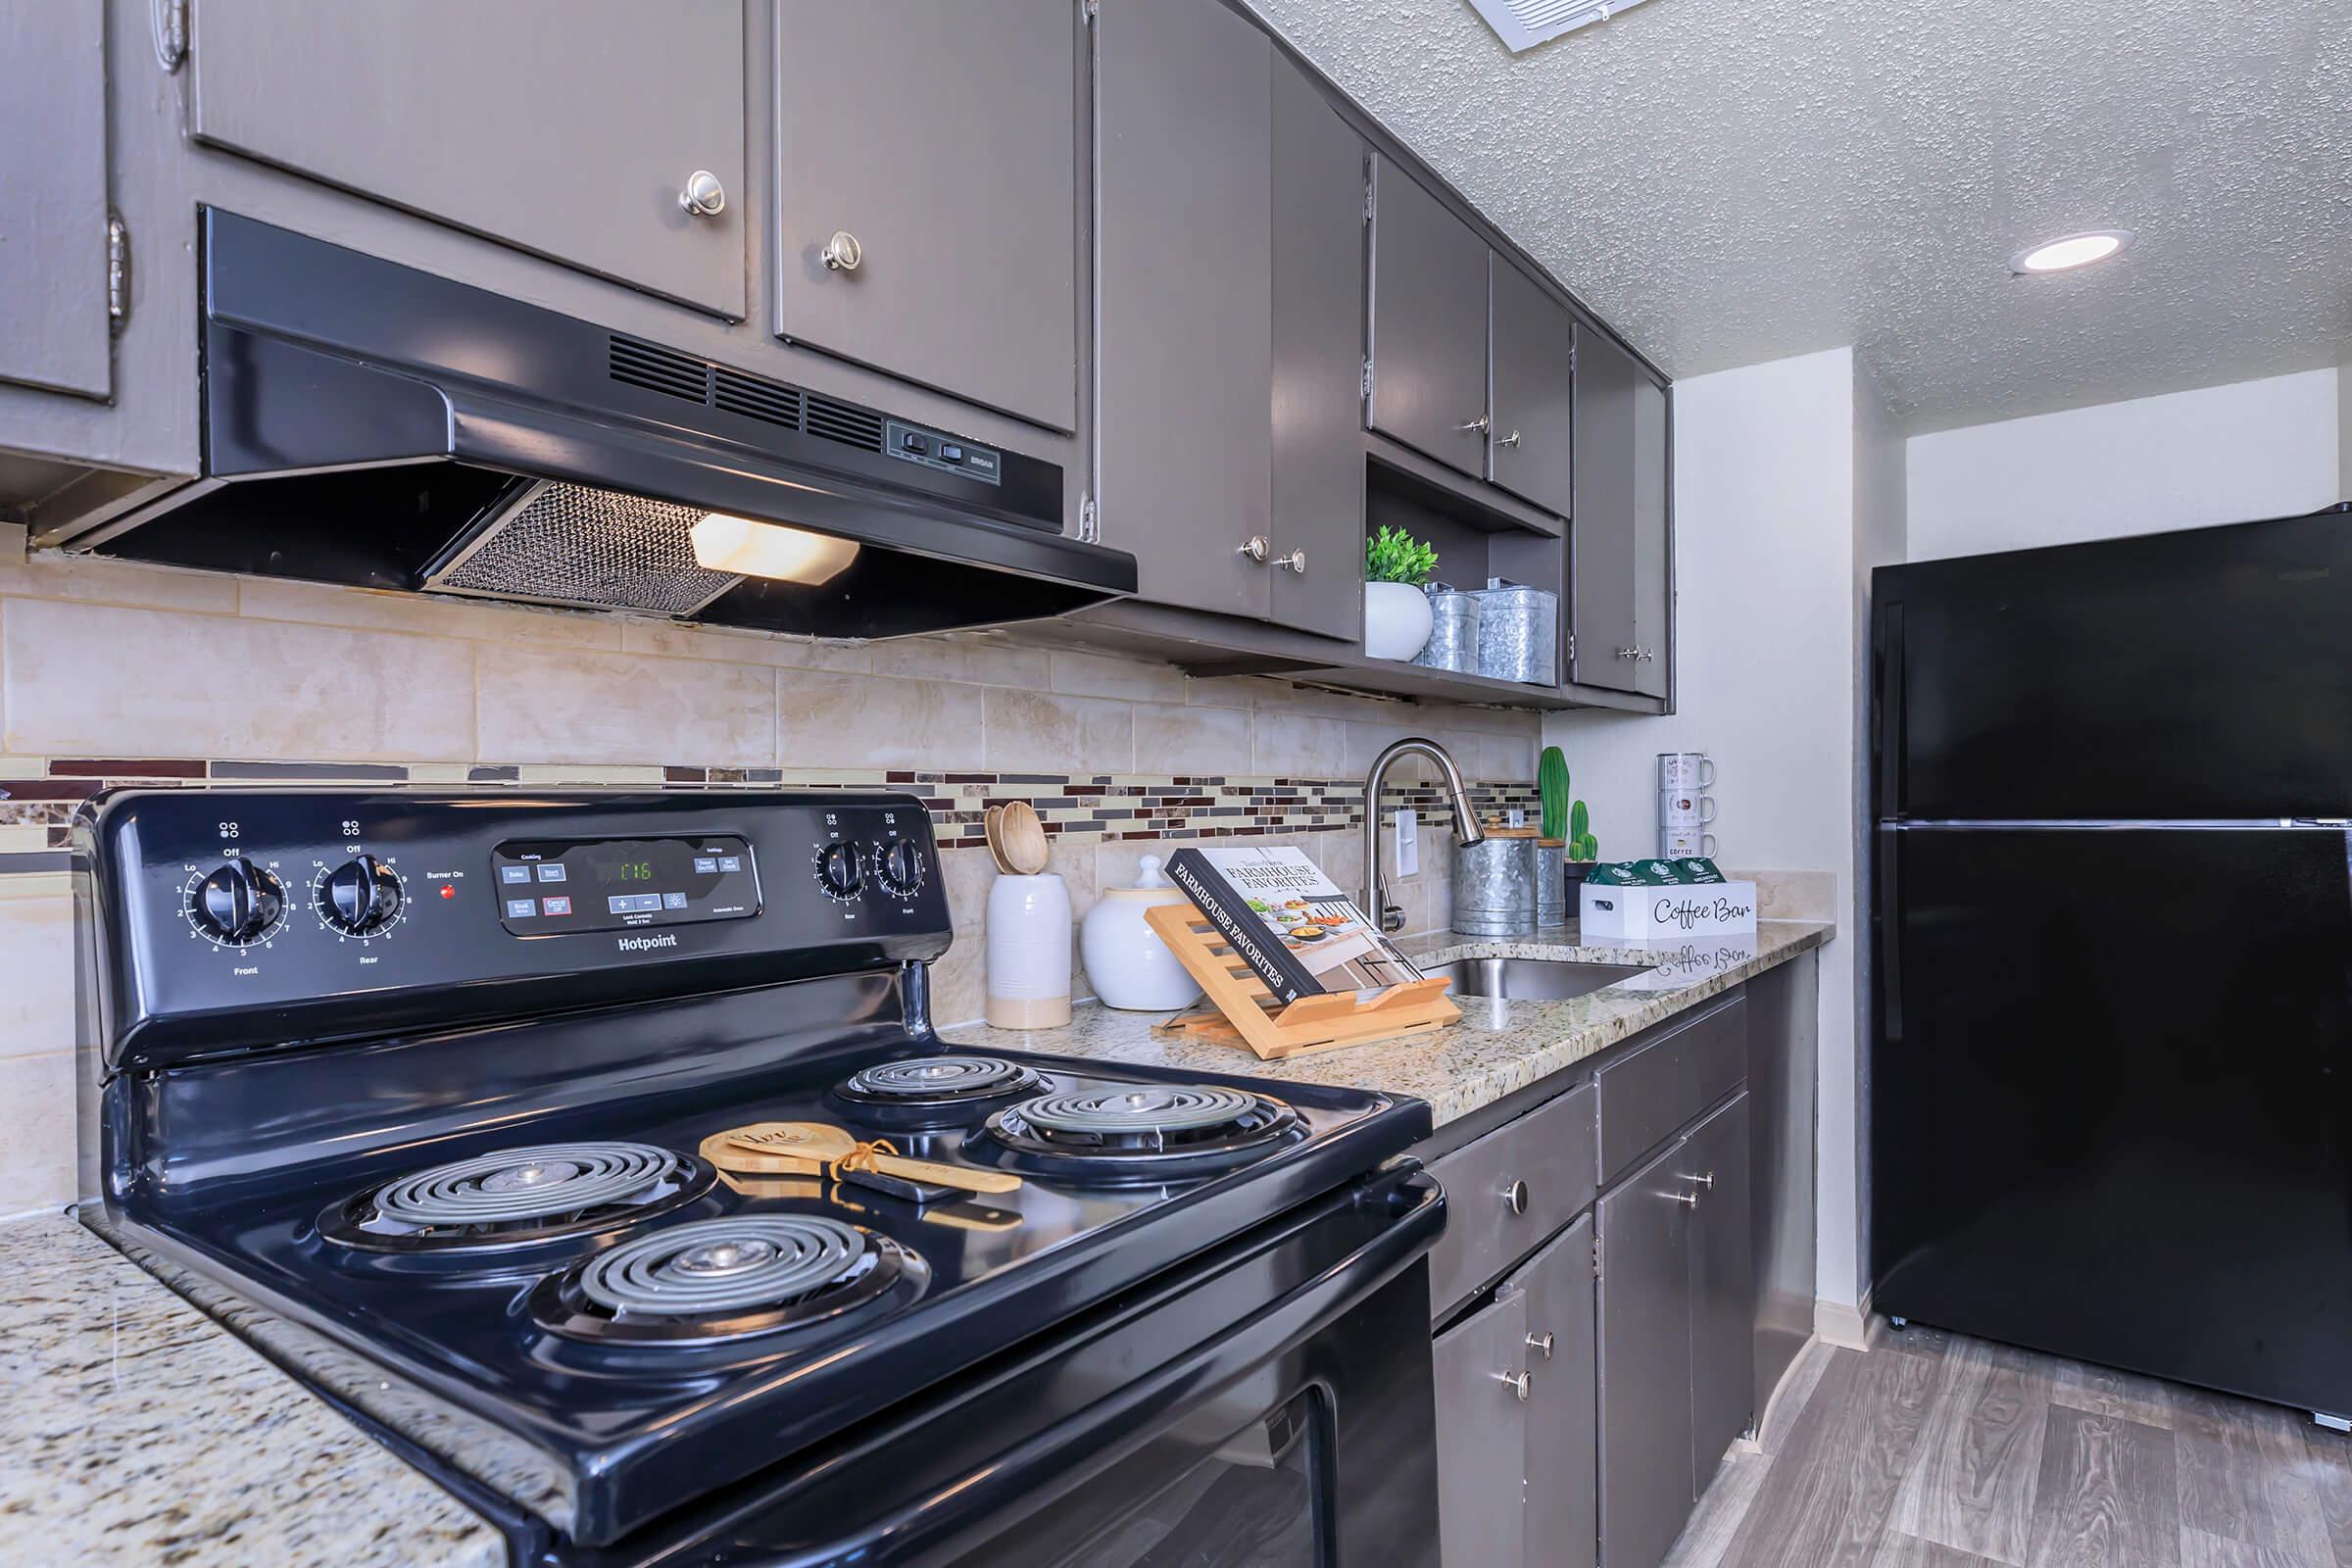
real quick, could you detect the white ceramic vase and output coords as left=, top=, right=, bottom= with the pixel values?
left=1078, top=855, right=1203, bottom=1011
left=1364, top=580, right=1436, bottom=662
left=986, top=872, right=1071, bottom=1029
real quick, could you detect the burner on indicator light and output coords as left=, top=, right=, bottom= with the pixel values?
left=318, top=1141, right=715, bottom=1253
left=529, top=1215, right=926, bottom=1345
left=974, top=1085, right=1306, bottom=1184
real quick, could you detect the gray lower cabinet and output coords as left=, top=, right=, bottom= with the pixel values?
left=1367, top=155, right=1490, bottom=476
left=1487, top=257, right=1576, bottom=518
left=1747, top=950, right=1818, bottom=1421
left=1570, top=323, right=1673, bottom=696
left=0, top=0, right=110, bottom=400
left=188, top=0, right=749, bottom=318
left=1434, top=1286, right=1531, bottom=1568
left=1516, top=1214, right=1599, bottom=1568
left=1097, top=0, right=1360, bottom=639
left=1685, top=1094, right=1755, bottom=1491
left=772, top=1, right=1081, bottom=430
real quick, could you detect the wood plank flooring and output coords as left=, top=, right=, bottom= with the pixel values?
left=1664, top=1326, right=2352, bottom=1568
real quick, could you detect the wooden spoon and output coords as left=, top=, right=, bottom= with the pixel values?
left=982, top=805, right=1019, bottom=875
left=714, top=1121, right=1023, bottom=1196
left=997, top=801, right=1050, bottom=876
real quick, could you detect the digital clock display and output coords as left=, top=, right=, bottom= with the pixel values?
left=598, top=859, right=656, bottom=884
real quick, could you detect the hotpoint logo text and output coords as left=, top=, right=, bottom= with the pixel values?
left=615, top=933, right=679, bottom=954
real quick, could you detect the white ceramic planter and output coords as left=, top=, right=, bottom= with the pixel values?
left=1079, top=855, right=1203, bottom=1011
left=985, top=872, right=1071, bottom=1029
left=1364, top=580, right=1435, bottom=662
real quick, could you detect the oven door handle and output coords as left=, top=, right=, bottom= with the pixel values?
left=718, top=1165, right=1445, bottom=1567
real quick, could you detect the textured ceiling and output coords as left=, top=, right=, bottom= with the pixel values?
left=1250, top=0, right=2352, bottom=430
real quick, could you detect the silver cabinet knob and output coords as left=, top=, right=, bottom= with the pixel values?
left=1669, top=1190, right=1701, bottom=1208
left=1500, top=1178, right=1529, bottom=1215
left=678, top=171, right=727, bottom=218
left=1526, top=1331, right=1555, bottom=1360
left=821, top=230, right=863, bottom=271
left=1457, top=415, right=1491, bottom=434
left=1275, top=547, right=1306, bottom=573
left=1615, top=647, right=1640, bottom=661
left=1238, top=535, right=1271, bottom=564
left=1495, top=1369, right=1532, bottom=1401
left=1639, top=648, right=1657, bottom=662
left=1495, top=429, right=1523, bottom=449
left=1679, top=1170, right=1715, bottom=1189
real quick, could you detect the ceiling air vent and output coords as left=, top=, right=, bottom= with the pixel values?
left=1463, top=0, right=1658, bottom=52
left=608, top=335, right=711, bottom=404
left=804, top=393, right=883, bottom=453
left=711, top=367, right=803, bottom=431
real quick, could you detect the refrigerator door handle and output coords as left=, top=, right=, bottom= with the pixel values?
left=1875, top=603, right=1906, bottom=820
left=1876, top=823, right=1902, bottom=1047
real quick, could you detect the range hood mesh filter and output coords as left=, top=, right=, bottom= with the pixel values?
left=426, top=481, right=744, bottom=616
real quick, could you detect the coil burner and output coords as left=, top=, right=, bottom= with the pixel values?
left=529, top=1215, right=924, bottom=1345
left=975, top=1085, right=1306, bottom=1184
left=835, top=1053, right=1046, bottom=1113
left=318, top=1141, right=714, bottom=1254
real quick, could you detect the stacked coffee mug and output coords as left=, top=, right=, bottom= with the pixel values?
left=1659, top=751, right=1718, bottom=858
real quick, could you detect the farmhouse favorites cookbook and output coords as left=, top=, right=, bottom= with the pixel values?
left=1163, top=846, right=1426, bottom=1004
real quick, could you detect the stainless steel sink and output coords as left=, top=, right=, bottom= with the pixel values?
left=1424, top=956, right=1655, bottom=1000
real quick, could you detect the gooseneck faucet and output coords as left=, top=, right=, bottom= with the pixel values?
left=1361, top=737, right=1487, bottom=935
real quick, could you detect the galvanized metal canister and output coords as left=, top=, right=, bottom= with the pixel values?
left=1536, top=841, right=1567, bottom=926
left=1473, top=578, right=1558, bottom=685
left=1413, top=585, right=1482, bottom=673
left=1452, top=832, right=1539, bottom=936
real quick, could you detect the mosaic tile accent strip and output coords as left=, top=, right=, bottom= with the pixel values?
left=0, top=758, right=1541, bottom=856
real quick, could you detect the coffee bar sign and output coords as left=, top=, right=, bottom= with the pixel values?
left=1579, top=879, right=1758, bottom=942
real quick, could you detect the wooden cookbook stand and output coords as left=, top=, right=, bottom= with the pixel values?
left=1144, top=900, right=1459, bottom=1060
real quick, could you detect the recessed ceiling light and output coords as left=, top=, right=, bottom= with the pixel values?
left=2009, top=230, right=2132, bottom=275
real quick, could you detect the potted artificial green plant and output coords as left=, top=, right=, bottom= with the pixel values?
left=1538, top=746, right=1600, bottom=922
left=1363, top=525, right=1439, bottom=662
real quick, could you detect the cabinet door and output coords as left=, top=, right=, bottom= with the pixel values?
left=1488, top=258, right=1575, bottom=518
left=1631, top=369, right=1672, bottom=698
left=1367, top=157, right=1489, bottom=474
left=1434, top=1288, right=1531, bottom=1568
left=1686, top=1092, right=1756, bottom=1492
left=1514, top=1215, right=1597, bottom=1568
left=1266, top=57, right=1366, bottom=643
left=1597, top=1134, right=1696, bottom=1568
left=1568, top=323, right=1642, bottom=691
left=1747, top=954, right=1818, bottom=1421
left=189, top=1, right=747, bottom=318
left=1097, top=0, right=1271, bottom=620
left=0, top=0, right=109, bottom=399
left=773, top=2, right=1079, bottom=430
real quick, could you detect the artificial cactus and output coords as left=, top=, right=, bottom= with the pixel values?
left=1568, top=800, right=1596, bottom=861
left=1538, top=747, right=1571, bottom=841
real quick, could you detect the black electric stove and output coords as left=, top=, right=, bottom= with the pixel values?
left=79, top=789, right=1444, bottom=1566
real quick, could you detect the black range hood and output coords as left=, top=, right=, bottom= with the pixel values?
left=93, top=210, right=1134, bottom=640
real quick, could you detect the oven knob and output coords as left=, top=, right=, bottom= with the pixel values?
left=318, top=855, right=404, bottom=936
left=873, top=840, right=926, bottom=899
left=189, top=858, right=285, bottom=945
left=815, top=841, right=863, bottom=901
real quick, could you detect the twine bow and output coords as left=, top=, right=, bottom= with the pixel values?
left=829, top=1137, right=900, bottom=1179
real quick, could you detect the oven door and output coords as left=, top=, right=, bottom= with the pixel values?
left=575, top=1163, right=1444, bottom=1568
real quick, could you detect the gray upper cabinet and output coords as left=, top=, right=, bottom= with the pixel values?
left=1570, top=323, right=1664, bottom=694
left=1367, top=156, right=1489, bottom=476
left=0, top=0, right=110, bottom=400
left=188, top=0, right=748, bottom=318
left=1488, top=257, right=1576, bottom=518
left=1597, top=1131, right=1698, bottom=1568
left=1097, top=0, right=1272, bottom=621
left=1514, top=1214, right=1598, bottom=1568
left=1266, top=56, right=1367, bottom=643
left=1434, top=1287, right=1531, bottom=1568
left=1097, top=0, right=1359, bottom=641
left=772, top=2, right=1080, bottom=431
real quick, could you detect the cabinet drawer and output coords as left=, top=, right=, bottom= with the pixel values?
left=1596, top=997, right=1746, bottom=1183
left=1426, top=1082, right=1596, bottom=1318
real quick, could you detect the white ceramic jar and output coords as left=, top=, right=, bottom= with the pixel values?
left=986, top=872, right=1071, bottom=1029
left=1079, top=855, right=1202, bottom=1011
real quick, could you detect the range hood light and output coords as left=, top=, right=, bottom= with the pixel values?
left=692, top=514, right=861, bottom=586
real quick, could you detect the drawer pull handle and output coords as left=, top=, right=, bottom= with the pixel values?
left=1500, top=1178, right=1529, bottom=1215
left=1526, top=1331, right=1554, bottom=1360
left=1496, top=1369, right=1532, bottom=1401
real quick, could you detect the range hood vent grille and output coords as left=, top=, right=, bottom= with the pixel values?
left=711, top=368, right=803, bottom=431
left=608, top=335, right=710, bottom=404
left=805, top=394, right=884, bottom=453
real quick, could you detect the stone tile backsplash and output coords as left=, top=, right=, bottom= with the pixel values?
left=0, top=540, right=1541, bottom=1215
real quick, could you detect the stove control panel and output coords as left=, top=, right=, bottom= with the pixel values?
left=492, top=836, right=760, bottom=934
left=89, top=790, right=953, bottom=1071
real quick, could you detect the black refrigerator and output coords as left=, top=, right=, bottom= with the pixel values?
left=1872, top=501, right=2352, bottom=1421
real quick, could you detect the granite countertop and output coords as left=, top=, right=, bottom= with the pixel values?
left=0, top=1208, right=505, bottom=1568
left=946, top=919, right=1834, bottom=1127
